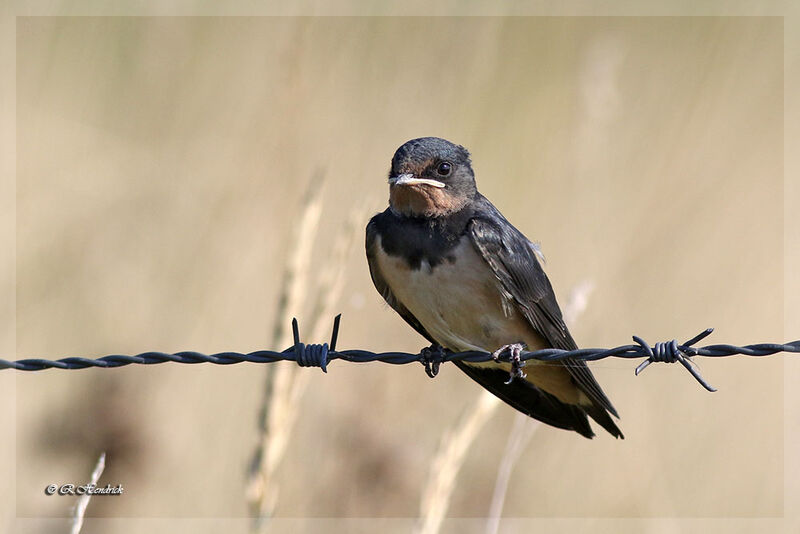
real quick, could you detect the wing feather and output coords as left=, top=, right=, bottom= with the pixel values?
left=467, top=210, right=619, bottom=419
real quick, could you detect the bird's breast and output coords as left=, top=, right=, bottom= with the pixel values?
left=374, top=234, right=537, bottom=353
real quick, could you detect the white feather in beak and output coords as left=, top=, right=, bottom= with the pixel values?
left=388, top=173, right=446, bottom=188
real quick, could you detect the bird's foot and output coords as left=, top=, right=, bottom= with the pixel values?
left=420, top=344, right=447, bottom=378
left=492, top=342, right=527, bottom=384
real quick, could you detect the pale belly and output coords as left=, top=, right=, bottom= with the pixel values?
left=374, top=235, right=584, bottom=405
left=374, top=236, right=544, bottom=353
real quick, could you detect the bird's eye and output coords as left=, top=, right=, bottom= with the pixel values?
left=436, top=162, right=452, bottom=176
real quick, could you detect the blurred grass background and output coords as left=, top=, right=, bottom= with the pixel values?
left=2, top=11, right=796, bottom=534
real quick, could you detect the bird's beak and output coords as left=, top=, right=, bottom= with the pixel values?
left=388, top=173, right=446, bottom=188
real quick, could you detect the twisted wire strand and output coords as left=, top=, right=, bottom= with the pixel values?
left=2, top=315, right=798, bottom=391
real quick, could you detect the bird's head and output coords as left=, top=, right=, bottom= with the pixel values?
left=387, top=137, right=477, bottom=218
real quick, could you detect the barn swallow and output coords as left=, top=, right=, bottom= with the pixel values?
left=366, top=137, right=622, bottom=439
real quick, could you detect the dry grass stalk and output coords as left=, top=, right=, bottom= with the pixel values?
left=246, top=176, right=369, bottom=530
left=246, top=171, right=325, bottom=527
left=416, top=391, right=499, bottom=534
left=308, top=204, right=368, bottom=340
left=562, top=280, right=595, bottom=327
left=270, top=169, right=327, bottom=350
left=484, top=279, right=594, bottom=533
left=287, top=203, right=371, bottom=421
left=484, top=414, right=539, bottom=534
left=70, top=451, right=106, bottom=534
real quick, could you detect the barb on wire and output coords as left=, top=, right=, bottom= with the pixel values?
left=1, top=316, right=798, bottom=392
left=633, top=328, right=716, bottom=391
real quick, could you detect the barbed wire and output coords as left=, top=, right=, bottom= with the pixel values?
left=1, top=315, right=798, bottom=392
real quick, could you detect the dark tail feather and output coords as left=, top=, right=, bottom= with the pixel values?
left=585, top=403, right=624, bottom=439
left=454, top=361, right=597, bottom=439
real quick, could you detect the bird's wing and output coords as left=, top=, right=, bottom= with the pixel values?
left=467, top=214, right=619, bottom=419
left=366, top=217, right=436, bottom=344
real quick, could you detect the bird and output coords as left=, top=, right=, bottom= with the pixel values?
left=365, top=137, right=622, bottom=439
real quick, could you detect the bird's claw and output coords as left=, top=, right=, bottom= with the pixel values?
left=492, top=342, right=527, bottom=384
left=420, top=344, right=446, bottom=378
